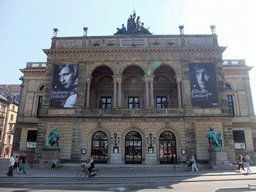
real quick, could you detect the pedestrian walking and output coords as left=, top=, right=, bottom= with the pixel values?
left=244, top=155, right=253, bottom=174
left=20, top=153, right=28, bottom=174
left=189, top=155, right=199, bottom=172
left=51, top=157, right=57, bottom=170
left=238, top=155, right=245, bottom=172
left=7, top=154, right=15, bottom=176
left=14, top=155, right=20, bottom=173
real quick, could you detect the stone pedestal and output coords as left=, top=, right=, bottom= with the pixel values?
left=39, top=148, right=60, bottom=169
left=209, top=149, right=236, bottom=170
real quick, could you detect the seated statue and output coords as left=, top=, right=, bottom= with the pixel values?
left=207, top=126, right=223, bottom=149
left=45, top=126, right=60, bottom=148
left=114, top=24, right=127, bottom=35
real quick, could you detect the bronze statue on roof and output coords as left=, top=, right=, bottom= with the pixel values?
left=114, top=11, right=152, bottom=35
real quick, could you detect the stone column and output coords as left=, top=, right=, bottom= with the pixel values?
left=150, top=81, right=154, bottom=107
left=41, top=62, right=54, bottom=116
left=85, top=76, right=91, bottom=108
left=145, top=75, right=154, bottom=108
left=113, top=82, right=117, bottom=107
left=175, top=75, right=183, bottom=108
left=145, top=80, right=149, bottom=107
left=76, top=63, right=86, bottom=108
left=118, top=81, right=122, bottom=107
left=113, top=75, right=122, bottom=108
left=244, top=77, right=255, bottom=118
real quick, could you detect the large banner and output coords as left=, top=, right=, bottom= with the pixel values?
left=50, top=64, right=79, bottom=108
left=188, top=63, right=219, bottom=107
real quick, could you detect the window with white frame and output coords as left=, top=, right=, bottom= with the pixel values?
left=27, top=130, right=37, bottom=148
left=233, top=130, right=246, bottom=149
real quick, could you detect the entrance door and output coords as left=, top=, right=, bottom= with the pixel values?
left=125, top=131, right=142, bottom=164
left=91, top=131, right=108, bottom=163
left=159, top=131, right=177, bottom=164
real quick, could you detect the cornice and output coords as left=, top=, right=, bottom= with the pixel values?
left=20, top=68, right=46, bottom=73
left=43, top=46, right=226, bottom=56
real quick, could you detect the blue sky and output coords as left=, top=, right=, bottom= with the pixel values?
left=1, top=0, right=255, bottom=108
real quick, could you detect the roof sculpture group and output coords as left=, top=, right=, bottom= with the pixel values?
left=114, top=11, right=152, bottom=35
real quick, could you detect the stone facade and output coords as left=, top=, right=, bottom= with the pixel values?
left=13, top=34, right=256, bottom=165
left=0, top=93, right=19, bottom=158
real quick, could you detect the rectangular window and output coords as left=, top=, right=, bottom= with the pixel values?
left=101, top=97, right=112, bottom=109
left=10, top=115, right=13, bottom=121
left=8, top=124, right=12, bottom=132
left=27, top=130, right=37, bottom=148
left=128, top=97, right=139, bottom=109
left=37, top=96, right=43, bottom=116
left=0, top=105, right=6, bottom=112
left=233, top=130, right=246, bottom=149
left=156, top=97, right=167, bottom=108
left=227, top=95, right=234, bottom=116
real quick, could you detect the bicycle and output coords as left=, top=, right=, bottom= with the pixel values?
left=77, top=164, right=100, bottom=180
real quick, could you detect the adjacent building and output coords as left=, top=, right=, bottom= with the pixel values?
left=13, top=14, right=256, bottom=165
left=0, top=92, right=19, bottom=158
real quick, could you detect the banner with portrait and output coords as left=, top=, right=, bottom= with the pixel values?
left=188, top=63, right=219, bottom=107
left=50, top=64, right=79, bottom=108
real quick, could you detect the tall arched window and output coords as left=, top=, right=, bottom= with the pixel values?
left=125, top=131, right=142, bottom=164
left=226, top=83, right=234, bottom=116
left=159, top=131, right=177, bottom=164
left=91, top=131, right=108, bottom=163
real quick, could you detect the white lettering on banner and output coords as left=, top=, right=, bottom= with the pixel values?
left=51, top=90, right=69, bottom=99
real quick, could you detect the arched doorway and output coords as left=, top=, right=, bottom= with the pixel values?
left=159, top=131, right=177, bottom=164
left=125, top=131, right=142, bottom=164
left=91, top=131, right=108, bottom=163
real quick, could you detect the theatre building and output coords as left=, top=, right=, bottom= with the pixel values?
left=13, top=15, right=256, bottom=165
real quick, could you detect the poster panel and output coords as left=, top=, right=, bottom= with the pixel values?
left=50, top=64, right=79, bottom=108
left=188, top=63, right=219, bottom=107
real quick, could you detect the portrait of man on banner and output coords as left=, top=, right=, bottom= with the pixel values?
left=50, top=64, right=79, bottom=108
left=188, top=63, right=219, bottom=107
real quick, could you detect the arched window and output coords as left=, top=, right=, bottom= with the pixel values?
left=159, top=131, right=177, bottom=164
left=40, top=85, right=44, bottom=91
left=91, top=131, right=108, bottom=163
left=226, top=84, right=232, bottom=90
left=125, top=131, right=142, bottom=164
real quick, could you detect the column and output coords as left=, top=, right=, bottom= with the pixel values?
left=177, top=82, right=182, bottom=108
left=145, top=80, right=149, bottom=107
left=150, top=81, right=154, bottom=107
left=113, top=82, right=117, bottom=107
left=118, top=81, right=121, bottom=107
left=85, top=77, right=91, bottom=108
left=176, top=75, right=182, bottom=108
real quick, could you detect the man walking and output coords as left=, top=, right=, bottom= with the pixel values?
left=20, top=153, right=28, bottom=174
left=7, top=154, right=15, bottom=176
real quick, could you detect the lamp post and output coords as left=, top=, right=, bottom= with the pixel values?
left=114, top=132, right=117, bottom=146
left=83, top=27, right=88, bottom=36
left=149, top=132, right=153, bottom=147
left=179, top=25, right=184, bottom=35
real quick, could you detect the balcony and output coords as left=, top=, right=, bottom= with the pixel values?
left=84, top=108, right=180, bottom=117
left=46, top=107, right=180, bottom=117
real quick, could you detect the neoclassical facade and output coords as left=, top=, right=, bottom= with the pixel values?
left=13, top=30, right=256, bottom=165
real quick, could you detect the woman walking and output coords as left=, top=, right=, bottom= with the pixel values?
left=190, top=155, right=199, bottom=172
left=244, top=155, right=253, bottom=174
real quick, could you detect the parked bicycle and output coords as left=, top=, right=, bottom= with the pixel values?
left=77, top=163, right=100, bottom=180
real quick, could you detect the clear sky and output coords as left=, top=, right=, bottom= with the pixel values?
left=0, top=0, right=255, bottom=109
